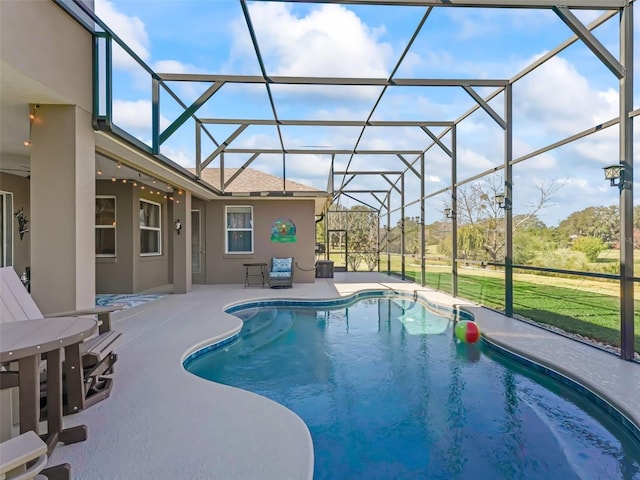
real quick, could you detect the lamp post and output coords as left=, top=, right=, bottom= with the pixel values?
left=603, top=163, right=634, bottom=360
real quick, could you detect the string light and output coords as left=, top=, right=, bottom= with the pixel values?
left=23, top=104, right=39, bottom=147
left=101, top=165, right=181, bottom=202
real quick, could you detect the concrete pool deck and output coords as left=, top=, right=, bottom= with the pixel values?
left=49, top=272, right=640, bottom=479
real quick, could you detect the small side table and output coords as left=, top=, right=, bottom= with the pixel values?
left=243, top=263, right=267, bottom=288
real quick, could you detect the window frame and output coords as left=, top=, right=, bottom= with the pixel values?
left=0, top=191, right=14, bottom=267
left=140, top=198, right=162, bottom=256
left=95, top=195, right=116, bottom=258
left=225, top=205, right=253, bottom=254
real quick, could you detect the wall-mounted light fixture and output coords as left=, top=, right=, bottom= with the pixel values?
left=495, top=193, right=510, bottom=210
left=174, top=219, right=182, bottom=235
left=14, top=207, right=29, bottom=240
left=603, top=164, right=629, bottom=189
left=444, top=208, right=456, bottom=219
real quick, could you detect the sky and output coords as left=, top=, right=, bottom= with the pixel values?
left=93, top=0, right=639, bottom=227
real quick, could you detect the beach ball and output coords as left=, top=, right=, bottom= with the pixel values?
left=455, top=320, right=481, bottom=344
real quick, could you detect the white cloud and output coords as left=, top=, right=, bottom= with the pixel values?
left=236, top=132, right=282, bottom=149
left=229, top=3, right=393, bottom=99
left=112, top=99, right=169, bottom=132
left=96, top=0, right=150, bottom=69
left=457, top=148, right=494, bottom=171
left=572, top=128, right=618, bottom=166
left=515, top=55, right=618, bottom=136
left=153, top=60, right=201, bottom=74
left=160, top=146, right=194, bottom=168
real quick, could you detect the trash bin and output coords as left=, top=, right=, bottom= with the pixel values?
left=315, top=260, right=334, bottom=278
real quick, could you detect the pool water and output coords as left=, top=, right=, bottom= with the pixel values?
left=185, top=295, right=640, bottom=479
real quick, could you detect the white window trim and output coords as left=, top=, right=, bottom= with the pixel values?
left=1, top=192, right=14, bottom=267
left=225, top=205, right=253, bottom=254
left=96, top=195, right=116, bottom=258
left=140, top=198, right=162, bottom=256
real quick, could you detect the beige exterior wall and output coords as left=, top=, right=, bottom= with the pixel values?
left=0, top=173, right=30, bottom=274
left=1, top=0, right=95, bottom=313
left=1, top=0, right=93, bottom=111
left=1, top=1, right=320, bottom=295
left=95, top=180, right=171, bottom=293
left=204, top=199, right=317, bottom=285
left=30, top=105, right=96, bottom=313
left=96, top=180, right=134, bottom=293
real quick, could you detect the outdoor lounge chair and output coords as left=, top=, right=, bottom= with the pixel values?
left=0, top=267, right=122, bottom=415
left=268, top=257, right=294, bottom=288
left=0, top=431, right=48, bottom=480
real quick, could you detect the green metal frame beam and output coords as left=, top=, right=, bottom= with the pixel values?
left=554, top=6, right=625, bottom=79
left=463, top=85, right=507, bottom=130
left=158, top=82, right=224, bottom=146
left=223, top=153, right=261, bottom=190
left=201, top=124, right=250, bottom=169
left=158, top=73, right=509, bottom=87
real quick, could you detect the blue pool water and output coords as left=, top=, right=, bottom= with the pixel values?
left=185, top=295, right=640, bottom=479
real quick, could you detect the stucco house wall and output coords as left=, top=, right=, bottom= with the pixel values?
left=1, top=0, right=93, bottom=113
left=204, top=199, right=317, bottom=285
left=95, top=180, right=171, bottom=293
left=0, top=172, right=30, bottom=275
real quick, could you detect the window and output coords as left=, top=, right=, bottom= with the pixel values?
left=191, top=209, right=201, bottom=273
left=140, top=199, right=161, bottom=255
left=225, top=205, right=253, bottom=254
left=96, top=196, right=116, bottom=257
left=0, top=192, right=13, bottom=266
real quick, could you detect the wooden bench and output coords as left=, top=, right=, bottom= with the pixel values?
left=0, top=267, right=123, bottom=414
left=0, top=431, right=48, bottom=480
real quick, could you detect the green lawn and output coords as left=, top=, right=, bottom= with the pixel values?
left=398, top=269, right=640, bottom=354
left=328, top=251, right=639, bottom=353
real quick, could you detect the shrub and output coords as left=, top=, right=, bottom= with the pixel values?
left=572, top=236, right=606, bottom=262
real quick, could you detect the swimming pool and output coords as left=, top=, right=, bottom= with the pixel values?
left=184, top=293, right=640, bottom=479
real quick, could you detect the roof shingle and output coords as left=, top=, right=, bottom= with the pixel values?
left=194, top=168, right=325, bottom=193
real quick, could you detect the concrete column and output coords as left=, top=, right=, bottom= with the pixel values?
left=172, top=191, right=192, bottom=294
left=30, top=105, right=95, bottom=313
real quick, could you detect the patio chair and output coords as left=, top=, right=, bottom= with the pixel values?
left=0, top=431, right=48, bottom=480
left=0, top=267, right=122, bottom=415
left=0, top=430, right=74, bottom=480
left=268, top=257, right=294, bottom=288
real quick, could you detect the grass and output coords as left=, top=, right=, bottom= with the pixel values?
left=325, top=250, right=639, bottom=353
left=399, top=268, right=640, bottom=354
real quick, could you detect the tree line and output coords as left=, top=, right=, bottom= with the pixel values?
left=321, top=179, right=640, bottom=273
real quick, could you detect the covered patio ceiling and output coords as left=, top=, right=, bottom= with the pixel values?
left=45, top=0, right=631, bottom=209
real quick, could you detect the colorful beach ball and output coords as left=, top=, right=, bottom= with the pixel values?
left=455, top=320, right=481, bottom=344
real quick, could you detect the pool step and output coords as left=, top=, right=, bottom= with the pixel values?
left=237, top=309, right=296, bottom=357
